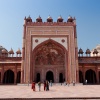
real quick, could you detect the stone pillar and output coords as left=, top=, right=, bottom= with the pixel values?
left=1, top=65, right=4, bottom=83
left=83, top=65, right=85, bottom=83
left=14, top=64, right=17, bottom=84
left=96, top=66, right=99, bottom=83
left=21, top=24, right=26, bottom=83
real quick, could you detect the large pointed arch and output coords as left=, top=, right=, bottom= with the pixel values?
left=3, top=69, right=14, bottom=84
left=85, top=69, right=97, bottom=84
left=31, top=39, right=68, bottom=83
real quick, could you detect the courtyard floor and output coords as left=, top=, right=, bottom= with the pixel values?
left=0, top=83, right=100, bottom=99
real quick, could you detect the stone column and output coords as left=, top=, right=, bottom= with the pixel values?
left=82, top=65, right=85, bottom=83
left=1, top=65, right=4, bottom=83
left=96, top=66, right=99, bottom=83
left=14, top=64, right=17, bottom=84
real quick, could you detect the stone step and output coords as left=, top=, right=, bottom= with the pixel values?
left=0, top=97, right=100, bottom=100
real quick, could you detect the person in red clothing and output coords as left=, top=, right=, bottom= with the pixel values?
left=44, top=81, right=46, bottom=91
left=32, top=81, right=35, bottom=91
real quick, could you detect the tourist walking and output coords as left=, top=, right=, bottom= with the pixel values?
left=44, top=81, right=46, bottom=91
left=32, top=81, right=35, bottom=91
left=46, top=80, right=49, bottom=91
left=38, top=81, right=41, bottom=91
left=50, top=80, right=52, bottom=86
left=73, top=80, right=75, bottom=86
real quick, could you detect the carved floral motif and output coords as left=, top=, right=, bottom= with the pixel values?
left=35, top=42, right=64, bottom=65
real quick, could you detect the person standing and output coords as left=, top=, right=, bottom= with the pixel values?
left=44, top=81, right=46, bottom=91
left=38, top=81, right=41, bottom=91
left=85, top=79, right=87, bottom=85
left=50, top=80, right=52, bottom=86
left=73, top=80, right=75, bottom=86
left=46, top=80, right=49, bottom=91
left=32, top=81, right=35, bottom=91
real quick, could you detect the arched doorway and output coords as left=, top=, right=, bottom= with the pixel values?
left=59, top=73, right=63, bottom=83
left=99, top=71, right=100, bottom=83
left=36, top=73, right=40, bottom=82
left=85, top=69, right=97, bottom=84
left=16, top=71, right=21, bottom=83
left=3, top=69, right=14, bottom=84
left=46, top=71, right=54, bottom=82
left=79, top=71, right=83, bottom=83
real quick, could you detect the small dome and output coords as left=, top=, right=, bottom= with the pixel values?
left=85, top=48, right=91, bottom=54
left=26, top=15, right=32, bottom=22
left=2, top=49, right=8, bottom=54
left=0, top=46, right=8, bottom=56
left=67, top=15, right=73, bottom=22
left=16, top=48, right=21, bottom=54
left=9, top=48, right=14, bottom=54
left=57, top=15, right=63, bottom=22
left=93, top=49, right=98, bottom=54
left=78, top=48, right=84, bottom=54
left=47, top=15, right=53, bottom=22
left=36, top=16, right=42, bottom=22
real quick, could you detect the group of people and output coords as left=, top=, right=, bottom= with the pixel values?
left=32, top=80, right=51, bottom=91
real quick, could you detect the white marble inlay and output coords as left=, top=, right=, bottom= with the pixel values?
left=32, top=37, right=67, bottom=50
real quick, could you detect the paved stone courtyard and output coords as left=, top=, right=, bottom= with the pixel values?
left=0, top=83, right=100, bottom=99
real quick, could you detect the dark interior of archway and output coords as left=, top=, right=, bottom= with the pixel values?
left=79, top=71, right=83, bottom=83
left=36, top=73, right=40, bottom=83
left=59, top=73, right=63, bottom=83
left=3, top=70, right=14, bottom=84
left=85, top=69, right=97, bottom=84
left=46, top=71, right=54, bottom=82
left=16, top=71, right=21, bottom=83
left=99, top=72, right=100, bottom=83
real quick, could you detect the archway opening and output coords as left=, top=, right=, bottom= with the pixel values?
left=3, top=69, right=14, bottom=84
left=79, top=71, right=83, bottom=83
left=99, top=71, right=100, bottom=83
left=33, top=39, right=66, bottom=83
left=36, top=73, right=40, bottom=83
left=85, top=69, right=97, bottom=84
left=16, top=71, right=21, bottom=83
left=59, top=73, right=63, bottom=83
left=46, top=71, right=54, bottom=82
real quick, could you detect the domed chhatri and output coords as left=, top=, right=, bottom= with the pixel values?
left=78, top=48, right=84, bottom=54
left=36, top=16, right=42, bottom=22
left=93, top=49, right=98, bottom=54
left=57, top=15, right=63, bottom=22
left=9, top=48, right=14, bottom=54
left=47, top=15, right=53, bottom=22
left=25, top=15, right=32, bottom=23
left=16, top=48, right=21, bottom=54
left=85, top=48, right=91, bottom=54
left=2, top=49, right=8, bottom=54
left=0, top=46, right=8, bottom=56
left=67, top=15, right=74, bottom=22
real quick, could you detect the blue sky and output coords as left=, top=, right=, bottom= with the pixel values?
left=0, top=0, right=100, bottom=53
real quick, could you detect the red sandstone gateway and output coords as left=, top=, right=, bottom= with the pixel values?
left=0, top=16, right=100, bottom=85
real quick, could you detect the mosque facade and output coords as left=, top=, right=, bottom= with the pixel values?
left=0, top=16, right=100, bottom=84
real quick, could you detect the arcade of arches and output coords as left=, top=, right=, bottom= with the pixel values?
left=0, top=69, right=21, bottom=84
